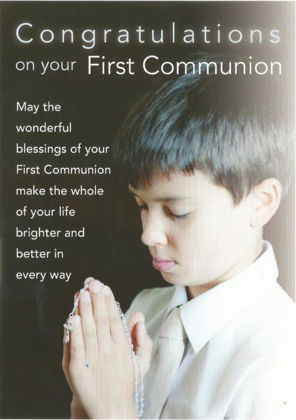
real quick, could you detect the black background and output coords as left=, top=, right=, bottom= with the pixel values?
left=0, top=1, right=294, bottom=418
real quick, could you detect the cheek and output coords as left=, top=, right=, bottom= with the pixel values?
left=173, top=219, right=204, bottom=261
left=177, top=208, right=247, bottom=264
left=199, top=207, right=250, bottom=268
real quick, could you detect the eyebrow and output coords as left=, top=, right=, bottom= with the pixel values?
left=129, top=190, right=193, bottom=202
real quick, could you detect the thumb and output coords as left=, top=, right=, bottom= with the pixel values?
left=128, top=311, right=145, bottom=337
left=128, top=312, right=153, bottom=375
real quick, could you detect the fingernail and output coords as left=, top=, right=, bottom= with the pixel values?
left=103, top=285, right=111, bottom=296
left=89, top=280, right=102, bottom=293
left=138, top=313, right=145, bottom=322
left=81, top=291, right=91, bottom=302
left=84, top=276, right=94, bottom=287
left=140, top=321, right=146, bottom=334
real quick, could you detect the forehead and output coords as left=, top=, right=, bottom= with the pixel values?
left=128, top=170, right=218, bottom=201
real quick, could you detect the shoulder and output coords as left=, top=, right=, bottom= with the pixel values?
left=233, top=283, right=296, bottom=361
left=259, top=283, right=296, bottom=346
left=130, top=285, right=176, bottom=304
left=226, top=287, right=296, bottom=419
left=228, top=344, right=296, bottom=420
left=125, top=286, right=176, bottom=334
left=125, top=285, right=175, bottom=318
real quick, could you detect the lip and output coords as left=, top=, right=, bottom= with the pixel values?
left=152, top=257, right=176, bottom=272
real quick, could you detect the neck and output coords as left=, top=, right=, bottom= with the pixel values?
left=187, top=238, right=264, bottom=300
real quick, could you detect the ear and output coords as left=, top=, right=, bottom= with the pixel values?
left=249, top=178, right=282, bottom=228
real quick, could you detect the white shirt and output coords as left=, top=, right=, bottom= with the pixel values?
left=126, top=242, right=296, bottom=419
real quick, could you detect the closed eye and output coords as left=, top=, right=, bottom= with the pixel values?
left=174, top=213, right=190, bottom=220
left=167, top=209, right=190, bottom=220
left=137, top=204, right=189, bottom=221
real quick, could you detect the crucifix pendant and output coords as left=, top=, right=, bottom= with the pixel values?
left=63, top=287, right=85, bottom=343
left=63, top=316, right=73, bottom=343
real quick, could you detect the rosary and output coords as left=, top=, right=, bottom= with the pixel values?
left=63, top=286, right=144, bottom=418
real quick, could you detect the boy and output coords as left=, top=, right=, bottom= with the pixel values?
left=63, top=54, right=296, bottom=419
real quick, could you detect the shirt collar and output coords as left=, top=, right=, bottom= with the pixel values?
left=166, top=241, right=278, bottom=353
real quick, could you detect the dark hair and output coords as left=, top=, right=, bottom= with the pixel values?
left=113, top=53, right=293, bottom=204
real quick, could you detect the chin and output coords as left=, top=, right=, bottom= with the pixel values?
left=162, top=270, right=210, bottom=289
left=161, top=271, right=187, bottom=286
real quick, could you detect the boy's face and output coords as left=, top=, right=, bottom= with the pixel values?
left=129, top=170, right=259, bottom=290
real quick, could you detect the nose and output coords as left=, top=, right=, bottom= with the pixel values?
left=141, top=212, right=168, bottom=247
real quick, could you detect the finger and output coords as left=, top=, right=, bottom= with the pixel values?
left=128, top=312, right=145, bottom=334
left=70, top=315, right=86, bottom=367
left=134, top=318, right=153, bottom=376
left=79, top=290, right=97, bottom=362
left=62, top=324, right=70, bottom=374
left=84, top=276, right=95, bottom=288
left=88, top=280, right=112, bottom=351
left=135, top=318, right=149, bottom=347
left=62, top=336, right=74, bottom=392
left=73, top=292, right=80, bottom=315
left=128, top=312, right=145, bottom=350
left=102, top=285, right=125, bottom=343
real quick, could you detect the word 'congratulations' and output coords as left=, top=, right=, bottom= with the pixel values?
left=16, top=22, right=280, bottom=49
